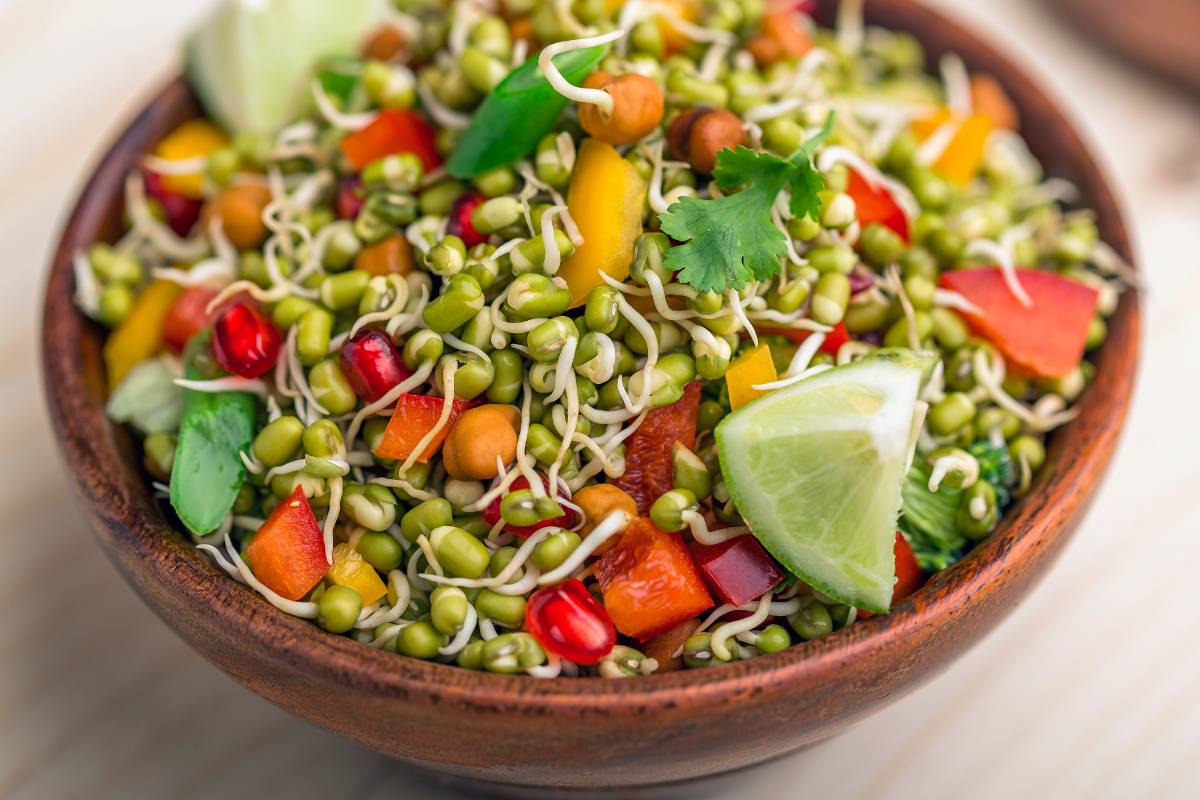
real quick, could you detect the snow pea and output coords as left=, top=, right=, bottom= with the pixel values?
left=445, top=45, right=605, bottom=178
left=169, top=329, right=257, bottom=535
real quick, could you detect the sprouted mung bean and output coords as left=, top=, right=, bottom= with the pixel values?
left=79, top=0, right=1132, bottom=677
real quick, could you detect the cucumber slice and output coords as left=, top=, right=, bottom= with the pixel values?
left=185, top=0, right=386, bottom=135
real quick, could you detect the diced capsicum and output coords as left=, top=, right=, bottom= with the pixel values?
left=596, top=517, right=713, bottom=641
left=341, top=108, right=442, bottom=172
left=103, top=279, right=183, bottom=390
left=724, top=344, right=777, bottom=410
left=169, top=329, right=257, bottom=535
left=153, top=119, right=229, bottom=198
left=846, top=168, right=910, bottom=243
left=326, top=542, right=388, bottom=605
left=445, top=46, right=606, bottom=178
left=558, top=138, right=648, bottom=307
left=243, top=486, right=330, bottom=601
left=859, top=533, right=924, bottom=618
left=690, top=535, right=785, bottom=607
left=374, top=393, right=473, bottom=462
left=911, top=109, right=994, bottom=186
left=939, top=267, right=1098, bottom=378
left=612, top=381, right=701, bottom=514
left=758, top=321, right=849, bottom=356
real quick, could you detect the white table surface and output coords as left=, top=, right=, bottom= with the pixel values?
left=3, top=1, right=1198, bottom=797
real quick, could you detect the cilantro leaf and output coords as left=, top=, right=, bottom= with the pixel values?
left=658, top=113, right=835, bottom=294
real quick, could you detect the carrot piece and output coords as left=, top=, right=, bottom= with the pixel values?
left=375, top=393, right=473, bottom=462
left=612, top=381, right=701, bottom=515
left=243, top=486, right=329, bottom=601
left=939, top=268, right=1098, bottom=378
left=597, top=518, right=713, bottom=641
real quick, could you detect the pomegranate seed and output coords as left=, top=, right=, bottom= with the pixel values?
left=446, top=191, right=487, bottom=248
left=212, top=302, right=281, bottom=378
left=336, top=174, right=366, bottom=219
left=338, top=329, right=412, bottom=402
left=525, top=579, right=616, bottom=665
left=482, top=474, right=579, bottom=537
left=143, top=169, right=202, bottom=236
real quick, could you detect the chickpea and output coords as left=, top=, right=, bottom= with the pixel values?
left=362, top=24, right=406, bottom=61
left=201, top=182, right=271, bottom=250
left=643, top=618, right=702, bottom=672
left=442, top=404, right=520, bottom=481
left=666, top=107, right=747, bottom=175
left=745, top=10, right=812, bottom=67
left=573, top=483, right=637, bottom=554
left=578, top=71, right=665, bottom=146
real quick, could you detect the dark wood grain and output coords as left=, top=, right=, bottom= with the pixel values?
left=40, top=0, right=1140, bottom=791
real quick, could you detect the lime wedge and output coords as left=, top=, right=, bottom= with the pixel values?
left=715, top=350, right=933, bottom=613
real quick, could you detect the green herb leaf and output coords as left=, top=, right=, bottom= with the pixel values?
left=658, top=113, right=834, bottom=294
left=898, top=462, right=966, bottom=572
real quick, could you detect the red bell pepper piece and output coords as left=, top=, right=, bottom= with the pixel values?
left=846, top=168, right=910, bottom=243
left=482, top=474, right=579, bottom=538
left=243, top=486, right=330, bottom=601
left=859, top=532, right=925, bottom=617
left=596, top=517, right=713, bottom=641
left=612, top=381, right=701, bottom=514
left=525, top=579, right=617, bottom=665
left=690, top=535, right=785, bottom=607
left=758, top=321, right=849, bottom=356
left=340, top=109, right=442, bottom=172
left=162, top=286, right=219, bottom=353
left=374, top=393, right=472, bottom=462
left=939, top=268, right=1098, bottom=378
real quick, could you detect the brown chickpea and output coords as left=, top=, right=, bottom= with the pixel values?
left=745, top=10, right=812, bottom=67
left=362, top=24, right=406, bottom=62
left=201, top=183, right=271, bottom=250
left=442, top=404, right=520, bottom=481
left=643, top=618, right=702, bottom=672
left=579, top=72, right=665, bottom=146
left=666, top=107, right=747, bottom=175
left=572, top=484, right=638, bottom=554
left=355, top=235, right=415, bottom=276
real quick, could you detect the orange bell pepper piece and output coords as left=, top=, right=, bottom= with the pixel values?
left=939, top=268, right=1098, bottom=378
left=911, top=109, right=994, bottom=186
left=969, top=74, right=1018, bottom=131
left=355, top=235, right=415, bottom=276
left=597, top=517, right=713, bottom=641
left=154, top=119, right=229, bottom=198
left=725, top=344, right=777, bottom=410
left=243, top=486, right=330, bottom=601
left=340, top=108, right=442, bottom=172
left=375, top=393, right=473, bottom=462
left=103, top=279, right=183, bottom=391
left=558, top=138, right=647, bottom=307
left=612, top=381, right=701, bottom=515
left=327, top=543, right=388, bottom=606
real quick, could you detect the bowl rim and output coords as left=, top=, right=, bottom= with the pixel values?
left=41, top=0, right=1140, bottom=717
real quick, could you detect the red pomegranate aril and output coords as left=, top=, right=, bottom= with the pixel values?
left=338, top=329, right=412, bottom=402
left=525, top=579, right=617, bottom=665
left=482, top=474, right=579, bottom=537
left=212, top=302, right=282, bottom=378
left=446, top=191, right=488, bottom=248
left=336, top=174, right=366, bottom=219
left=143, top=169, right=202, bottom=237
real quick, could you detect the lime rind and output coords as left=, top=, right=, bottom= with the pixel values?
left=715, top=352, right=932, bottom=613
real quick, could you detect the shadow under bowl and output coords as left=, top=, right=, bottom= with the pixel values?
left=41, top=0, right=1139, bottom=791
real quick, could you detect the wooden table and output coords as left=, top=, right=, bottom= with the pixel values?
left=3, top=0, right=1198, bottom=797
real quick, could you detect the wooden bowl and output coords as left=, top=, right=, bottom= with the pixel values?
left=41, top=0, right=1139, bottom=791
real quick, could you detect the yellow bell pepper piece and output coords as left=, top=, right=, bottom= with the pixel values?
left=725, top=344, right=777, bottom=410
left=911, top=110, right=994, bottom=187
left=326, top=543, right=388, bottom=606
left=103, top=279, right=182, bottom=391
left=154, top=120, right=229, bottom=198
left=559, top=138, right=647, bottom=308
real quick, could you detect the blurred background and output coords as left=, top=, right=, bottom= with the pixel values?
left=2, top=0, right=1198, bottom=797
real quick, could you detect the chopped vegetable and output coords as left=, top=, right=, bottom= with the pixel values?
left=596, top=517, right=713, bottom=641
left=154, top=120, right=229, bottom=198
left=899, top=462, right=966, bottom=572
left=104, top=357, right=184, bottom=436
left=724, top=344, right=778, bottom=410
left=846, top=168, right=910, bottom=243
left=690, top=535, right=785, bottom=607
left=243, top=486, right=329, bottom=601
left=940, top=268, right=1098, bottom=377
left=143, top=170, right=203, bottom=237
left=327, top=542, right=388, bottom=606
left=659, top=113, right=832, bottom=294
left=162, top=286, right=220, bottom=353
left=911, top=110, right=994, bottom=186
left=612, top=382, right=701, bottom=514
left=374, top=394, right=472, bottom=462
left=558, top=139, right=647, bottom=307
left=103, top=279, right=182, bottom=390
left=341, top=108, right=441, bottom=172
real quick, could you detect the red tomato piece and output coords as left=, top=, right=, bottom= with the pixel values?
left=338, top=329, right=412, bottom=403
left=939, top=268, right=1098, bottom=378
left=525, top=579, right=617, bottom=664
left=596, top=517, right=713, bottom=641
left=143, top=169, right=203, bottom=237
left=374, top=393, right=473, bottom=462
left=612, top=381, right=701, bottom=514
left=690, top=535, right=786, bottom=607
left=340, top=109, right=442, bottom=172
left=846, top=168, right=910, bottom=243
left=482, top=474, right=579, bottom=538
left=212, top=302, right=281, bottom=378
left=243, top=486, right=329, bottom=601
left=446, top=191, right=488, bottom=248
